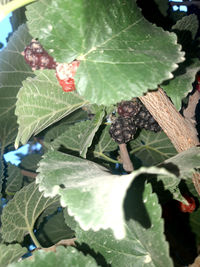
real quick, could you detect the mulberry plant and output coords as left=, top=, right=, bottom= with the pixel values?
left=0, top=0, right=200, bottom=267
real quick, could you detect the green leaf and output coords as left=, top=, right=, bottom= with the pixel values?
left=0, top=24, right=33, bottom=149
left=1, top=182, right=59, bottom=244
left=20, top=154, right=42, bottom=171
left=43, top=108, right=88, bottom=148
left=8, top=246, right=98, bottom=267
left=36, top=150, right=177, bottom=239
left=172, top=14, right=199, bottom=43
left=36, top=211, right=74, bottom=247
left=65, top=182, right=173, bottom=267
left=52, top=109, right=105, bottom=158
left=162, top=59, right=200, bottom=110
left=129, top=130, right=177, bottom=166
left=0, top=244, right=27, bottom=267
left=26, top=0, right=184, bottom=105
left=160, top=146, right=200, bottom=179
left=5, top=163, right=23, bottom=194
left=15, top=69, right=88, bottom=148
left=93, top=124, right=118, bottom=159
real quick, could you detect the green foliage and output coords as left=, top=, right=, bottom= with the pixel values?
left=8, top=246, right=99, bottom=267
left=64, top=182, right=173, bottom=267
left=0, top=0, right=200, bottom=266
left=0, top=244, right=27, bottom=267
left=26, top=0, right=184, bottom=105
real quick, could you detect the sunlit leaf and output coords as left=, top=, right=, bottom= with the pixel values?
left=64, top=182, right=173, bottom=267
left=15, top=69, right=88, bottom=148
left=26, top=0, right=184, bottom=105
left=36, top=150, right=177, bottom=239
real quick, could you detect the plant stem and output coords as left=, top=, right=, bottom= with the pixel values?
left=119, top=143, right=134, bottom=173
left=0, top=0, right=36, bottom=21
left=29, top=228, right=41, bottom=248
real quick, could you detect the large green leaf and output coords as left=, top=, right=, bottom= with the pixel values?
left=15, top=69, right=88, bottom=148
left=129, top=130, right=177, bottom=167
left=8, top=246, right=98, bottom=267
left=0, top=244, right=27, bottom=267
left=65, top=182, right=173, bottom=267
left=26, top=0, right=184, bottom=105
left=52, top=109, right=105, bottom=158
left=0, top=24, right=33, bottom=149
left=1, top=182, right=59, bottom=243
left=36, top=150, right=177, bottom=239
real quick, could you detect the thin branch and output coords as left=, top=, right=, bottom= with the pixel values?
left=21, top=169, right=37, bottom=178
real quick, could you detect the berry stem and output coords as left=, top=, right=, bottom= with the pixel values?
left=119, top=143, right=134, bottom=173
left=0, top=0, right=36, bottom=22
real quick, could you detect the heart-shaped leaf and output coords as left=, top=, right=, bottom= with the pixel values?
left=15, top=69, right=88, bottom=148
left=36, top=150, right=177, bottom=239
left=26, top=0, right=184, bottom=105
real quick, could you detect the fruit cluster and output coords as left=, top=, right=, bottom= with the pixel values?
left=22, top=39, right=56, bottom=70
left=22, top=40, right=79, bottom=92
left=109, top=98, right=161, bottom=144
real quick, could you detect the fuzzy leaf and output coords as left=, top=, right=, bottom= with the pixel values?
left=0, top=24, right=33, bottom=149
left=26, top=0, right=184, bottom=105
left=36, top=150, right=177, bottom=239
left=129, top=130, right=177, bottom=166
left=52, top=109, right=105, bottom=157
left=0, top=244, right=27, bottom=267
left=65, top=182, right=173, bottom=267
left=8, top=247, right=98, bottom=267
left=1, top=182, right=59, bottom=243
left=15, top=69, right=88, bottom=148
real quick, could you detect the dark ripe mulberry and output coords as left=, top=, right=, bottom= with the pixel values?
left=109, top=116, right=138, bottom=144
left=23, top=39, right=56, bottom=70
left=135, top=106, right=161, bottom=132
left=117, top=99, right=142, bottom=118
